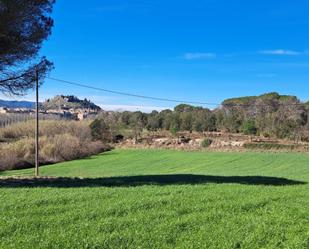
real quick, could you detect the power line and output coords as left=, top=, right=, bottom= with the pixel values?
left=47, top=76, right=308, bottom=108
left=47, top=77, right=220, bottom=106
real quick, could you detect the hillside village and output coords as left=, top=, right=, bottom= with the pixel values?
left=0, top=107, right=34, bottom=114
left=0, top=95, right=101, bottom=120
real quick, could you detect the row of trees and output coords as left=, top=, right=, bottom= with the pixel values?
left=91, top=93, right=309, bottom=142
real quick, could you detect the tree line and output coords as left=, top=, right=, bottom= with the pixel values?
left=91, top=93, right=309, bottom=142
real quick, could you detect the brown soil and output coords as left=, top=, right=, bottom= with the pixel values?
left=117, top=131, right=309, bottom=153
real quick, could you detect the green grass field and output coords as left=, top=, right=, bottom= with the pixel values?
left=0, top=149, right=308, bottom=249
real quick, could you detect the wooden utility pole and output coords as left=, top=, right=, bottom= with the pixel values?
left=35, top=69, right=39, bottom=177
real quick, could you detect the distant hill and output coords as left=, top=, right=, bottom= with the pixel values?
left=0, top=99, right=35, bottom=109
left=43, top=95, right=101, bottom=111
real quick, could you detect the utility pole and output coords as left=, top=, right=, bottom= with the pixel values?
left=35, top=69, right=39, bottom=177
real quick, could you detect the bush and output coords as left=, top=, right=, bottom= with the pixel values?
left=243, top=143, right=302, bottom=150
left=262, top=132, right=271, bottom=138
left=201, top=138, right=212, bottom=148
left=170, top=125, right=179, bottom=136
left=0, top=120, right=113, bottom=171
left=0, top=136, right=111, bottom=171
left=90, top=119, right=111, bottom=142
left=0, top=138, right=34, bottom=170
left=242, top=120, right=257, bottom=135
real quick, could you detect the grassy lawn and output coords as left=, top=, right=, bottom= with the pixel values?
left=0, top=149, right=308, bottom=248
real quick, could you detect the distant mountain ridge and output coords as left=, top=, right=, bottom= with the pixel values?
left=0, top=99, right=35, bottom=109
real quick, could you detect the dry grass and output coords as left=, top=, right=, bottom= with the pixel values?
left=0, top=120, right=111, bottom=171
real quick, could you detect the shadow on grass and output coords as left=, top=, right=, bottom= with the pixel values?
left=0, top=174, right=306, bottom=188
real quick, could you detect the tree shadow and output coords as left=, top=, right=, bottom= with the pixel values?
left=0, top=174, right=305, bottom=188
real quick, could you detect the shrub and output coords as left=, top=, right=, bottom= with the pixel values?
left=262, top=132, right=271, bottom=138
left=0, top=136, right=111, bottom=171
left=201, top=138, right=212, bottom=148
left=90, top=119, right=111, bottom=142
left=0, top=120, right=113, bottom=171
left=242, top=120, right=257, bottom=135
left=0, top=138, right=34, bottom=170
left=170, top=125, right=179, bottom=136
left=243, top=143, right=304, bottom=151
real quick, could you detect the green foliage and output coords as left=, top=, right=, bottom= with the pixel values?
left=146, top=111, right=161, bottom=131
left=90, top=119, right=111, bottom=142
left=169, top=113, right=180, bottom=135
left=259, top=92, right=281, bottom=100
left=179, top=112, right=193, bottom=131
left=222, top=96, right=256, bottom=106
left=1, top=149, right=308, bottom=248
left=0, top=0, right=55, bottom=95
left=242, top=120, right=257, bottom=135
left=90, top=119, right=101, bottom=140
left=243, top=143, right=303, bottom=150
left=201, top=138, right=212, bottom=148
left=170, top=124, right=179, bottom=136
left=85, top=92, right=309, bottom=141
left=174, top=104, right=202, bottom=112
left=129, top=112, right=147, bottom=140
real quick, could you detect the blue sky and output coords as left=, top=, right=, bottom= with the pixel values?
left=3, top=0, right=309, bottom=111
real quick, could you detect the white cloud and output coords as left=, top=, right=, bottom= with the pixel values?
left=184, top=52, right=216, bottom=60
left=0, top=94, right=172, bottom=113
left=259, top=49, right=301, bottom=55
left=101, top=104, right=171, bottom=113
left=0, top=94, right=36, bottom=102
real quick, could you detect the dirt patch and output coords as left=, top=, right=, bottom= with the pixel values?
left=116, top=132, right=309, bottom=152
